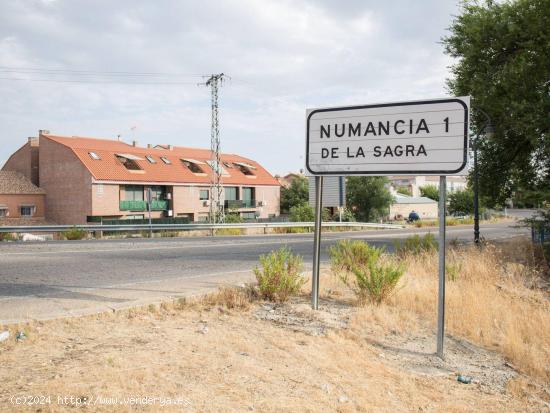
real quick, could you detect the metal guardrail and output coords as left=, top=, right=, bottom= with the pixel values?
left=0, top=221, right=405, bottom=233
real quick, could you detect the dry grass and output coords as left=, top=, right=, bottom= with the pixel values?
left=349, top=238, right=550, bottom=381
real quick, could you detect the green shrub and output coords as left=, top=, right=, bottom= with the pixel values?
left=330, top=240, right=379, bottom=275
left=253, top=247, right=306, bottom=302
left=289, top=203, right=330, bottom=222
left=224, top=213, right=243, bottom=223
left=0, top=232, right=17, bottom=242
left=350, top=256, right=405, bottom=305
left=332, top=241, right=405, bottom=305
left=332, top=208, right=356, bottom=222
left=393, top=233, right=438, bottom=256
left=62, top=227, right=87, bottom=240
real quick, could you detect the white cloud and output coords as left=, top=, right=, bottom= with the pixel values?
left=0, top=0, right=460, bottom=175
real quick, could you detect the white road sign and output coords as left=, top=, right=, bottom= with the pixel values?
left=306, top=97, right=470, bottom=175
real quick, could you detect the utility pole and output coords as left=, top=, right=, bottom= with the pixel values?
left=201, top=73, right=225, bottom=223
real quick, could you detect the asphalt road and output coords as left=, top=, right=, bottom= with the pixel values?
left=0, top=221, right=528, bottom=323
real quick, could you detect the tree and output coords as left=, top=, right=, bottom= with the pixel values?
left=346, top=177, right=394, bottom=222
left=396, top=186, right=412, bottom=196
left=420, top=185, right=439, bottom=202
left=448, top=189, right=475, bottom=216
left=443, top=0, right=550, bottom=207
left=289, top=203, right=330, bottom=222
left=280, top=176, right=308, bottom=213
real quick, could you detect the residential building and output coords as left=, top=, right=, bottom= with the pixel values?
left=2, top=132, right=280, bottom=224
left=0, top=171, right=46, bottom=224
left=388, top=175, right=467, bottom=197
left=388, top=193, right=438, bottom=220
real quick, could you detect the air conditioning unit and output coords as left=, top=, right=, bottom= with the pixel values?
left=166, top=210, right=173, bottom=217
left=203, top=200, right=210, bottom=207
left=258, top=201, right=266, bottom=207
left=165, top=193, right=172, bottom=200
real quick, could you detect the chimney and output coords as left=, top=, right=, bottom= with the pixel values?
left=132, top=140, right=138, bottom=147
left=147, top=144, right=153, bottom=149
left=167, top=145, right=173, bottom=151
left=38, top=129, right=50, bottom=136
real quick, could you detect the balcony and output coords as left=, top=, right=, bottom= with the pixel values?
left=120, top=200, right=147, bottom=211
left=150, top=200, right=168, bottom=210
left=224, top=199, right=256, bottom=209
left=120, top=200, right=168, bottom=211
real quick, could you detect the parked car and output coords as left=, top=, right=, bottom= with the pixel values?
left=407, top=211, right=420, bottom=223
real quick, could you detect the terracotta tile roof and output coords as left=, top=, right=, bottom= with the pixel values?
left=42, top=134, right=280, bottom=186
left=0, top=171, right=45, bottom=195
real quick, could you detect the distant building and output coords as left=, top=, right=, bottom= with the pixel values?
left=388, top=175, right=467, bottom=197
left=2, top=131, right=280, bottom=224
left=0, top=171, right=46, bottom=224
left=277, top=172, right=304, bottom=189
left=388, top=186, right=438, bottom=220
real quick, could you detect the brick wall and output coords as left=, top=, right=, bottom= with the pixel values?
left=39, top=136, right=93, bottom=224
left=2, top=142, right=39, bottom=185
left=0, top=194, right=45, bottom=220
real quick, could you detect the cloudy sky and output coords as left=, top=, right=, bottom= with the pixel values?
left=0, top=0, right=461, bottom=175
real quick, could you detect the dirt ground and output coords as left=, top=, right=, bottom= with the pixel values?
left=1, top=238, right=549, bottom=412
left=0, top=285, right=548, bottom=412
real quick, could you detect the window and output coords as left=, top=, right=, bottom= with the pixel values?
left=242, top=187, right=255, bottom=201
left=0, top=207, right=8, bottom=217
left=89, top=152, right=101, bottom=160
left=20, top=205, right=35, bottom=217
left=116, top=155, right=141, bottom=171
left=123, top=185, right=144, bottom=201
left=160, top=156, right=171, bottom=164
left=182, top=160, right=204, bottom=174
left=234, top=162, right=256, bottom=176
left=145, top=155, right=156, bottom=164
left=223, top=161, right=233, bottom=169
left=199, top=189, right=209, bottom=200
left=224, top=186, right=239, bottom=201
left=148, top=186, right=165, bottom=201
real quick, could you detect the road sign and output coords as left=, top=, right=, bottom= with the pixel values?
left=306, top=96, right=471, bottom=359
left=306, top=97, right=470, bottom=176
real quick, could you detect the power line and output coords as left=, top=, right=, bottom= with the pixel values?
left=0, top=66, right=207, bottom=77
left=0, top=76, right=198, bottom=85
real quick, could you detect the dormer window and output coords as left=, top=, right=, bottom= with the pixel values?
left=115, top=154, right=143, bottom=171
left=206, top=160, right=229, bottom=176
left=181, top=158, right=206, bottom=174
left=89, top=151, right=101, bottom=160
left=160, top=156, right=171, bottom=165
left=145, top=155, right=156, bottom=164
left=234, top=162, right=256, bottom=176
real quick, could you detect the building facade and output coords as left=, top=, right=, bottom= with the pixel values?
left=0, top=171, right=46, bottom=225
left=2, top=132, right=280, bottom=224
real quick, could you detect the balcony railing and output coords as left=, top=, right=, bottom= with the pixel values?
left=120, top=200, right=168, bottom=211
left=150, top=200, right=168, bottom=210
left=120, top=200, right=147, bottom=211
left=224, top=199, right=256, bottom=209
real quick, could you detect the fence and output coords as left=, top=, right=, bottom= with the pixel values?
left=0, top=221, right=405, bottom=234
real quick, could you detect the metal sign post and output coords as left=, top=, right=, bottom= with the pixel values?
left=311, top=176, right=324, bottom=310
left=436, top=176, right=446, bottom=358
left=147, top=188, right=153, bottom=239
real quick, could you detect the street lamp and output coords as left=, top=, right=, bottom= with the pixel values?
left=473, top=108, right=494, bottom=244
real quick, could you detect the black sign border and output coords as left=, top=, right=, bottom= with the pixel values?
left=305, top=98, right=469, bottom=176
